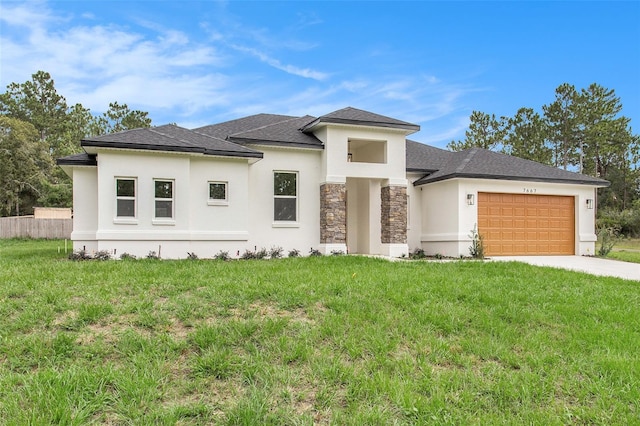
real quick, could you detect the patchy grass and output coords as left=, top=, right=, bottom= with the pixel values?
left=1, top=239, right=639, bottom=424
left=605, top=238, right=640, bottom=264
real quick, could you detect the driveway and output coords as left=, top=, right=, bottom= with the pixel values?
left=490, top=256, right=640, bottom=281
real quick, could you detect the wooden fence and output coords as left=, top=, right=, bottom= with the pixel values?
left=0, top=216, right=72, bottom=239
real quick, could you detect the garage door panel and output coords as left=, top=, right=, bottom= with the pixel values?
left=478, top=192, right=574, bottom=255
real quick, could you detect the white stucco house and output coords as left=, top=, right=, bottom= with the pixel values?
left=57, top=107, right=608, bottom=259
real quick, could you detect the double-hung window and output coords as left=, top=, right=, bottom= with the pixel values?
left=116, top=178, right=136, bottom=217
left=154, top=180, right=174, bottom=219
left=273, top=171, right=297, bottom=222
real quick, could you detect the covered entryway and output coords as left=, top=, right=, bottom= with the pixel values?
left=478, top=192, right=575, bottom=255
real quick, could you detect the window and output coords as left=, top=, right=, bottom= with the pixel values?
left=274, top=172, right=297, bottom=222
left=116, top=178, right=136, bottom=217
left=154, top=180, right=174, bottom=218
left=208, top=181, right=228, bottom=205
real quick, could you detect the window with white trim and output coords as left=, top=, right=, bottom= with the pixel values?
left=154, top=179, right=174, bottom=219
left=274, top=171, right=297, bottom=222
left=208, top=181, right=228, bottom=205
left=116, top=178, right=136, bottom=217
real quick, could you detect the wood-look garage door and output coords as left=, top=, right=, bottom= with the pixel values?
left=478, top=192, right=575, bottom=255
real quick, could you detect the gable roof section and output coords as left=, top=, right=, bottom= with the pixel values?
left=80, top=124, right=263, bottom=159
left=412, top=147, right=609, bottom=187
left=195, top=114, right=296, bottom=140
left=300, top=107, right=420, bottom=133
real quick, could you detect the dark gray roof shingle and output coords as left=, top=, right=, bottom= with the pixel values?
left=301, top=107, right=420, bottom=133
left=406, top=139, right=453, bottom=172
left=80, top=124, right=263, bottom=159
left=412, top=147, right=609, bottom=186
left=195, top=114, right=296, bottom=140
left=228, top=115, right=322, bottom=148
left=56, top=152, right=97, bottom=166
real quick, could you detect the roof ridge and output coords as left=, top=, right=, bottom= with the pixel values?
left=228, top=115, right=307, bottom=137
left=147, top=126, right=202, bottom=148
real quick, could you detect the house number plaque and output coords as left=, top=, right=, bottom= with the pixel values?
left=523, top=188, right=537, bottom=193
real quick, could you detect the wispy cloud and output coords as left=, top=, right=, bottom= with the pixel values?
left=230, top=44, right=329, bottom=80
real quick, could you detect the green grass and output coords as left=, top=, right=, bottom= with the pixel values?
left=605, top=238, right=640, bottom=263
left=1, top=239, right=639, bottom=424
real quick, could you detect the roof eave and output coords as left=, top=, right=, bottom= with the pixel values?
left=82, top=140, right=204, bottom=154
left=301, top=118, right=419, bottom=134
left=414, top=173, right=610, bottom=187
left=229, top=137, right=324, bottom=150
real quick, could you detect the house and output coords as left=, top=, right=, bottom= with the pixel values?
left=57, top=107, right=608, bottom=259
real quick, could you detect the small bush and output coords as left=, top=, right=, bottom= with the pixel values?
left=597, top=224, right=621, bottom=256
left=187, top=252, right=198, bottom=260
left=93, top=250, right=112, bottom=261
left=146, top=251, right=160, bottom=260
left=255, top=247, right=268, bottom=260
left=214, top=250, right=230, bottom=261
left=409, top=248, right=426, bottom=260
left=120, top=253, right=137, bottom=260
left=309, top=248, right=322, bottom=257
left=269, top=246, right=283, bottom=259
left=241, top=249, right=256, bottom=260
left=468, top=225, right=485, bottom=259
left=330, top=250, right=345, bottom=256
left=68, top=250, right=92, bottom=261
left=288, top=249, right=300, bottom=258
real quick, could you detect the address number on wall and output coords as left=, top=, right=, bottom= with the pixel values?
left=523, top=188, right=537, bottom=193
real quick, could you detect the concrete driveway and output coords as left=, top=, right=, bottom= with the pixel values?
left=490, top=256, right=640, bottom=281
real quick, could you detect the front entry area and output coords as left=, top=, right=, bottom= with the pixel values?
left=345, top=178, right=382, bottom=255
left=478, top=192, right=575, bottom=255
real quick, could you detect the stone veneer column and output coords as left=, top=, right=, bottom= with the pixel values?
left=381, top=185, right=407, bottom=244
left=320, top=183, right=346, bottom=244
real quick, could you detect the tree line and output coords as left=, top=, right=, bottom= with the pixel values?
left=0, top=71, right=152, bottom=216
left=448, top=83, right=639, bottom=235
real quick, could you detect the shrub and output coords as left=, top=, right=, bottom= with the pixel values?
left=288, top=249, right=300, bottom=258
left=598, top=206, right=640, bottom=238
left=146, top=251, right=160, bottom=260
left=68, top=249, right=92, bottom=261
left=187, top=252, right=198, bottom=260
left=241, top=249, right=256, bottom=260
left=597, top=224, right=621, bottom=256
left=330, top=250, right=345, bottom=256
left=214, top=250, right=230, bottom=261
left=468, top=225, right=485, bottom=259
left=309, top=248, right=322, bottom=257
left=255, top=247, right=268, bottom=259
left=409, top=248, right=426, bottom=260
left=269, top=246, right=283, bottom=259
left=120, top=253, right=137, bottom=260
left=93, top=250, right=112, bottom=261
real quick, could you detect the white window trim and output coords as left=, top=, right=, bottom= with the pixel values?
left=273, top=171, right=298, bottom=224
left=153, top=179, right=175, bottom=225
left=114, top=177, right=138, bottom=224
left=207, top=181, right=229, bottom=206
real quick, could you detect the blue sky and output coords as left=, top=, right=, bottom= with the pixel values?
left=1, top=1, right=638, bottom=148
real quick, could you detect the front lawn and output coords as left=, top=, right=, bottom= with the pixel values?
left=1, top=240, right=638, bottom=424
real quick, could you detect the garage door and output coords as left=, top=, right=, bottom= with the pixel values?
left=477, top=192, right=575, bottom=255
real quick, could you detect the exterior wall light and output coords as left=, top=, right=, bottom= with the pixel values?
left=586, top=198, right=594, bottom=209
left=347, top=153, right=353, bottom=162
left=467, top=193, right=475, bottom=205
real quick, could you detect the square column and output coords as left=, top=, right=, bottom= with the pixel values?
left=381, top=185, right=408, bottom=257
left=319, top=183, right=347, bottom=254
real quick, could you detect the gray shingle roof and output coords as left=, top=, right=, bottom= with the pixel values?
left=406, top=139, right=453, bottom=172
left=228, top=115, right=322, bottom=148
left=80, top=124, right=263, bottom=159
left=301, top=107, right=420, bottom=133
left=56, top=152, right=97, bottom=166
left=412, top=147, right=609, bottom=186
left=195, top=114, right=296, bottom=140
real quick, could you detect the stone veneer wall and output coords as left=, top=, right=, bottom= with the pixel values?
left=320, top=183, right=346, bottom=244
left=381, top=185, right=407, bottom=244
